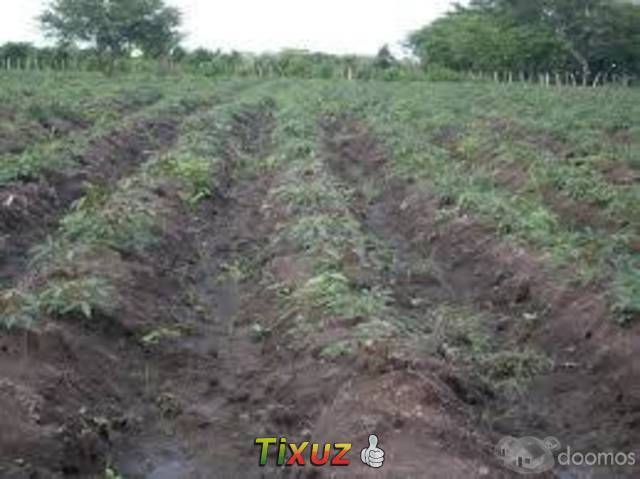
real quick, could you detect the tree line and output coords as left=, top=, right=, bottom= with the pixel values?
left=408, top=0, right=640, bottom=85
left=0, top=40, right=427, bottom=81
left=1, top=0, right=637, bottom=85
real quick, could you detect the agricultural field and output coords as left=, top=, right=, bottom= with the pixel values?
left=0, top=72, right=639, bottom=478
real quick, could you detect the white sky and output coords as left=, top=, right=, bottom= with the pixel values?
left=0, top=0, right=457, bottom=55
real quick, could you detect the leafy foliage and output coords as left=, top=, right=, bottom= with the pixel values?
left=159, top=152, right=214, bottom=204
left=40, top=0, right=181, bottom=67
left=36, top=277, right=114, bottom=320
left=409, top=0, right=640, bottom=79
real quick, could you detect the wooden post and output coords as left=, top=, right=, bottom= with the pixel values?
left=592, top=72, right=602, bottom=87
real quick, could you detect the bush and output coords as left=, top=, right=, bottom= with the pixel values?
left=424, top=64, right=466, bottom=82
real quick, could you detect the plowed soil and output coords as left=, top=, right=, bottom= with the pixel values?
left=1, top=86, right=638, bottom=479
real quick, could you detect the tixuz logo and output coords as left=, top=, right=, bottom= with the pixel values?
left=255, top=433, right=385, bottom=468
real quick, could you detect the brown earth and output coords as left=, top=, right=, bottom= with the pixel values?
left=1, top=99, right=637, bottom=479
left=0, top=118, right=179, bottom=289
left=0, top=101, right=508, bottom=479
left=108, top=103, right=512, bottom=479
left=320, top=115, right=640, bottom=478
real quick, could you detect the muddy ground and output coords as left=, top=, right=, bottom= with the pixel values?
left=0, top=96, right=638, bottom=479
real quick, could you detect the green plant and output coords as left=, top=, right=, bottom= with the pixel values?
left=479, top=349, right=554, bottom=396
left=36, top=277, right=115, bottom=320
left=141, top=327, right=183, bottom=345
left=423, top=305, right=552, bottom=395
left=0, top=289, right=38, bottom=329
left=272, top=174, right=351, bottom=212
left=218, top=257, right=255, bottom=283
left=285, top=214, right=363, bottom=256
left=295, top=271, right=391, bottom=320
left=159, top=152, right=214, bottom=203
left=60, top=192, right=157, bottom=252
left=612, top=258, right=640, bottom=325
left=320, top=340, right=354, bottom=359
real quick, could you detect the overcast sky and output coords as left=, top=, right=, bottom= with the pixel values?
left=0, top=0, right=457, bottom=55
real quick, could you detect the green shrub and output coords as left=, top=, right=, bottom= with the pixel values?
left=0, top=289, right=38, bottom=330
left=424, top=64, right=466, bottom=82
left=159, top=152, right=214, bottom=204
left=36, top=277, right=115, bottom=320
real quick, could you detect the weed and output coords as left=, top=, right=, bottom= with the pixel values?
left=295, top=271, right=391, bottom=320
left=26, top=100, right=85, bottom=129
left=61, top=204, right=157, bottom=252
left=424, top=305, right=552, bottom=395
left=159, top=152, right=214, bottom=204
left=272, top=170, right=352, bottom=213
left=218, top=257, right=255, bottom=283
left=141, top=327, right=183, bottom=345
left=284, top=214, right=363, bottom=258
left=479, top=349, right=554, bottom=396
left=320, top=340, right=354, bottom=359
left=612, top=256, right=640, bottom=325
left=0, top=289, right=38, bottom=329
left=544, top=161, right=615, bottom=205
left=36, top=277, right=115, bottom=320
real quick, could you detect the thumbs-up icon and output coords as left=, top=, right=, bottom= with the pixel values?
left=361, top=434, right=385, bottom=468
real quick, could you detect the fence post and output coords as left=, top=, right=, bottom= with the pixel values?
left=592, top=72, right=602, bottom=87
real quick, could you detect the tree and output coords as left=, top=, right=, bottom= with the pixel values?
left=0, top=43, right=35, bottom=68
left=409, top=0, right=640, bottom=82
left=188, top=48, right=216, bottom=68
left=40, top=0, right=181, bottom=69
left=409, top=10, right=558, bottom=73
left=374, top=44, right=397, bottom=70
left=468, top=0, right=640, bottom=82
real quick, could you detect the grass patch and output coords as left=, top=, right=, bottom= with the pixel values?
left=294, top=271, right=391, bottom=321
left=424, top=305, right=552, bottom=396
left=158, top=151, right=215, bottom=204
